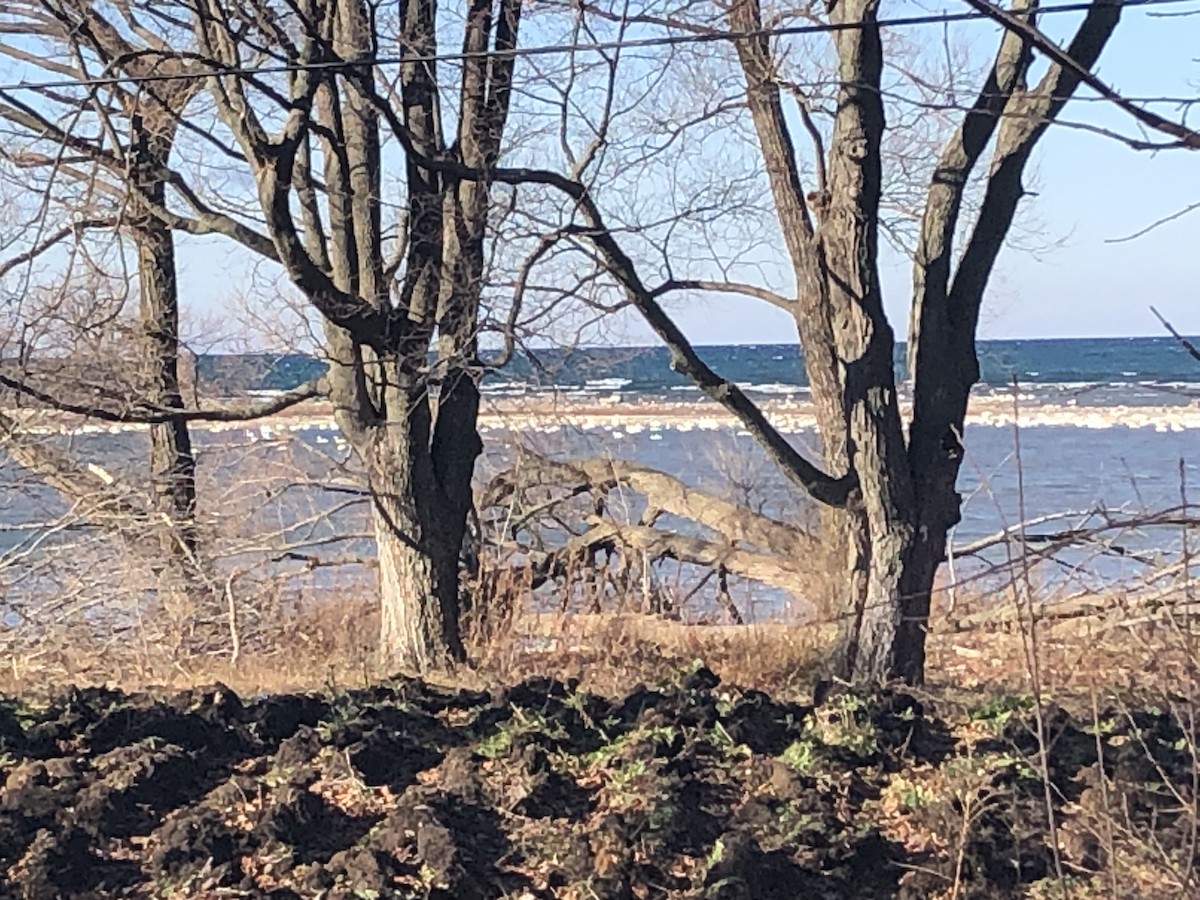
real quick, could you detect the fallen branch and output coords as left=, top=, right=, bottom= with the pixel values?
left=0, top=409, right=144, bottom=521
left=952, top=504, right=1200, bottom=561
left=525, top=521, right=815, bottom=597
left=486, top=454, right=819, bottom=560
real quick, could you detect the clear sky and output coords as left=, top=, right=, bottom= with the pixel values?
left=630, top=3, right=1200, bottom=345
left=165, top=1, right=1200, bottom=348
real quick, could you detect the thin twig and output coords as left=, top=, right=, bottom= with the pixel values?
left=1009, top=376, right=1070, bottom=896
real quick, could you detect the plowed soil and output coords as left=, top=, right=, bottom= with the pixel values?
left=0, top=670, right=1194, bottom=898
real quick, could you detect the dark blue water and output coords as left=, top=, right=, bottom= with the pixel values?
left=197, top=337, right=1200, bottom=397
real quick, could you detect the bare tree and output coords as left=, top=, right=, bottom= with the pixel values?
left=0, top=0, right=531, bottom=672
left=162, top=0, right=523, bottom=670
left=0, top=0, right=202, bottom=561
left=5, top=0, right=1187, bottom=686
left=479, top=0, right=1147, bottom=683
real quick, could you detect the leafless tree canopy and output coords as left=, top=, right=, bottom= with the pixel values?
left=469, top=0, right=1156, bottom=683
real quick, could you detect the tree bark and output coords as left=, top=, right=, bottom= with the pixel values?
left=895, top=0, right=1123, bottom=683
left=301, top=0, right=487, bottom=670
left=368, top=390, right=466, bottom=672
left=790, top=0, right=917, bottom=683
left=129, top=120, right=197, bottom=557
left=726, top=0, right=848, bottom=471
left=708, top=0, right=1122, bottom=684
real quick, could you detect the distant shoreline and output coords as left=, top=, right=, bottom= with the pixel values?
left=8, top=390, right=1200, bottom=436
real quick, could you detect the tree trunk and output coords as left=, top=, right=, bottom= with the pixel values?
left=888, top=0, right=1125, bottom=685
left=129, top=121, right=197, bottom=559
left=816, top=0, right=924, bottom=684
left=369, top=382, right=467, bottom=673
left=373, top=500, right=453, bottom=673
left=430, top=362, right=483, bottom=619
left=832, top=441, right=923, bottom=685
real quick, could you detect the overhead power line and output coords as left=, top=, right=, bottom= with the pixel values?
left=0, top=0, right=1195, bottom=95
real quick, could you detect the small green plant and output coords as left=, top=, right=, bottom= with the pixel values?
left=475, top=721, right=520, bottom=759
left=313, top=691, right=363, bottom=742
left=768, top=802, right=825, bottom=850
left=810, top=693, right=878, bottom=756
left=607, top=756, right=649, bottom=789
left=969, top=693, right=1034, bottom=729
left=886, top=772, right=938, bottom=810
left=9, top=698, right=47, bottom=729
left=476, top=707, right=567, bottom=759
left=706, top=837, right=725, bottom=869
left=709, top=719, right=750, bottom=760
left=715, top=691, right=736, bottom=717
left=584, top=722, right=678, bottom=768
left=779, top=738, right=818, bottom=773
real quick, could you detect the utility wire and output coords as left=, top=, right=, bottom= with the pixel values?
left=0, top=0, right=1195, bottom=94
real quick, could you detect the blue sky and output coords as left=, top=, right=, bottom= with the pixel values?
left=161, top=2, right=1200, bottom=347
left=642, top=3, right=1200, bottom=344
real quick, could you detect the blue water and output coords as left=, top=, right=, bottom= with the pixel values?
left=7, top=337, right=1200, bottom=621
left=197, top=337, right=1200, bottom=398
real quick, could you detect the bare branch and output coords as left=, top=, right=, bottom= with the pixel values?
left=1151, top=305, right=1200, bottom=365
left=651, top=278, right=797, bottom=313
left=0, top=410, right=144, bottom=520
left=0, top=369, right=326, bottom=423
left=909, top=0, right=1035, bottom=377
left=0, top=217, right=116, bottom=280
left=541, top=212, right=854, bottom=506
left=1109, top=200, right=1200, bottom=243
left=966, top=0, right=1200, bottom=150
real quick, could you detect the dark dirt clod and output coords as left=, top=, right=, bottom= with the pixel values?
left=720, top=689, right=811, bottom=755
left=72, top=741, right=199, bottom=838
left=270, top=724, right=321, bottom=783
left=350, top=729, right=443, bottom=787
left=13, top=825, right=140, bottom=899
left=149, top=805, right=246, bottom=885
left=248, top=694, right=330, bottom=744
left=0, top=705, right=25, bottom=756
left=682, top=665, right=721, bottom=693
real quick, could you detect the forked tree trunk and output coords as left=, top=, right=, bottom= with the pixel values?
left=545, top=0, right=1125, bottom=687
left=815, top=0, right=923, bottom=683
left=190, top=0, right=516, bottom=671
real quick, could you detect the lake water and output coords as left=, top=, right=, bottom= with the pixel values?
left=6, top=338, right=1200, bottom=621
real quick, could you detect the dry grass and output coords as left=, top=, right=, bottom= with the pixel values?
left=2, top=587, right=1195, bottom=708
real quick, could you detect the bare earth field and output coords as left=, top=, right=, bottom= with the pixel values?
left=1, top=644, right=1196, bottom=899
